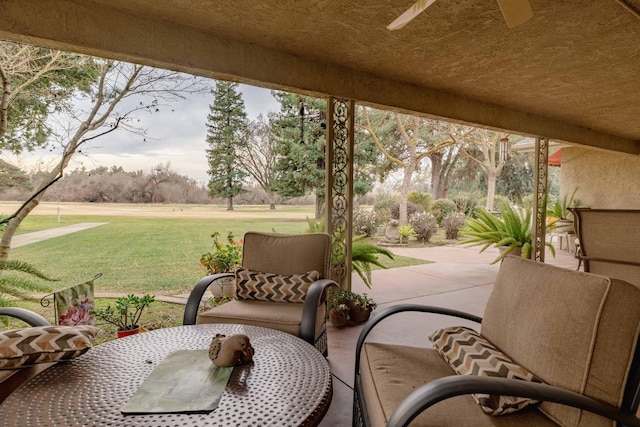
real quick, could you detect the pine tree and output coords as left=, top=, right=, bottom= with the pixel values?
left=271, top=92, right=326, bottom=218
left=271, top=92, right=379, bottom=219
left=205, top=81, right=249, bottom=210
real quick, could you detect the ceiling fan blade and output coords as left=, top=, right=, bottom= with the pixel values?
left=387, top=0, right=437, bottom=31
left=497, top=0, right=533, bottom=28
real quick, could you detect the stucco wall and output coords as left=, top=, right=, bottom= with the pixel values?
left=561, top=147, right=640, bottom=209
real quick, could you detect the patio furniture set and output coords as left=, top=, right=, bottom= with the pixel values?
left=2, top=214, right=640, bottom=426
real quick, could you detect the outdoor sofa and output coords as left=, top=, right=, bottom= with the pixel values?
left=354, top=256, right=640, bottom=426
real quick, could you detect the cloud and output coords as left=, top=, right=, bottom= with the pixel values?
left=7, top=84, right=280, bottom=184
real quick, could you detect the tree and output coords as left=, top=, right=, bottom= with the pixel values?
left=271, top=92, right=326, bottom=218
left=205, top=81, right=248, bottom=210
left=237, top=114, right=278, bottom=209
left=271, top=92, right=379, bottom=219
left=0, top=41, right=96, bottom=153
left=495, top=151, right=533, bottom=204
left=459, top=128, right=511, bottom=211
left=356, top=108, right=455, bottom=224
left=0, top=55, right=206, bottom=261
left=0, top=159, right=31, bottom=193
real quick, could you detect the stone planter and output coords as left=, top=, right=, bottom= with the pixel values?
left=329, top=306, right=349, bottom=327
left=349, top=306, right=372, bottom=322
left=210, top=275, right=235, bottom=299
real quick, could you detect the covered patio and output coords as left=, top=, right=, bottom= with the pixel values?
left=1, top=1, right=639, bottom=425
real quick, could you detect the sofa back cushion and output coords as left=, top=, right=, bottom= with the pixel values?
left=481, top=257, right=640, bottom=427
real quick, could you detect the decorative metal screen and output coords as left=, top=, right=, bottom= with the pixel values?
left=326, top=97, right=354, bottom=288
left=533, top=137, right=549, bottom=262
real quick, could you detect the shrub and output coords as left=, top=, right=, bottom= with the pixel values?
left=479, top=195, right=510, bottom=212
left=372, top=193, right=399, bottom=223
left=407, top=192, right=433, bottom=212
left=442, top=212, right=466, bottom=240
left=390, top=201, right=423, bottom=219
left=450, top=192, right=479, bottom=216
left=353, top=207, right=378, bottom=237
left=200, top=231, right=243, bottom=274
left=409, top=212, right=437, bottom=243
left=431, top=199, right=458, bottom=226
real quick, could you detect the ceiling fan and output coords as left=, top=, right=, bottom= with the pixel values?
left=387, top=0, right=533, bottom=30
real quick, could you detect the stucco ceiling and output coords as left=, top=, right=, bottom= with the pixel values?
left=1, top=0, right=639, bottom=153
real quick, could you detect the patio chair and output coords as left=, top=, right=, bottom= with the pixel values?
left=1, top=308, right=98, bottom=404
left=572, top=208, right=640, bottom=286
left=0, top=307, right=52, bottom=403
left=183, top=232, right=338, bottom=355
left=354, top=256, right=640, bottom=426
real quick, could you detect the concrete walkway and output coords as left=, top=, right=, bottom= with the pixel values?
left=12, top=223, right=108, bottom=248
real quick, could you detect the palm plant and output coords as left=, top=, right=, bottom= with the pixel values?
left=459, top=203, right=555, bottom=264
left=352, top=238, right=394, bottom=288
left=0, top=260, right=56, bottom=306
left=547, top=187, right=579, bottom=221
left=0, top=259, right=56, bottom=325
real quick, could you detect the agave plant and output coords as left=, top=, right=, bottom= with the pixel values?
left=351, top=237, right=394, bottom=288
left=459, top=204, right=555, bottom=264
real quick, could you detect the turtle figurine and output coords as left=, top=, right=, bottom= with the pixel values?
left=208, top=333, right=255, bottom=367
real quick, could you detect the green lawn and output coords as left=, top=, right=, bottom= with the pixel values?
left=9, top=207, right=429, bottom=295
left=3, top=204, right=431, bottom=341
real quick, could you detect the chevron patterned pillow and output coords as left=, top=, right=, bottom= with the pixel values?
left=429, top=326, right=544, bottom=416
left=235, top=267, right=320, bottom=303
left=0, top=325, right=98, bottom=369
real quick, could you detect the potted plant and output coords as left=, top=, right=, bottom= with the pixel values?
left=547, top=187, right=580, bottom=233
left=200, top=231, right=243, bottom=299
left=459, top=203, right=556, bottom=264
left=344, top=291, right=377, bottom=322
left=91, top=294, right=155, bottom=338
left=398, top=224, right=414, bottom=244
left=327, top=288, right=350, bottom=327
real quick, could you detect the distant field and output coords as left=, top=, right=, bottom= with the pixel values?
left=3, top=202, right=427, bottom=295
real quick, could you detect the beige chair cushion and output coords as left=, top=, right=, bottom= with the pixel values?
left=197, top=300, right=326, bottom=337
left=241, top=232, right=330, bottom=278
left=359, top=342, right=556, bottom=427
left=482, top=257, right=640, bottom=427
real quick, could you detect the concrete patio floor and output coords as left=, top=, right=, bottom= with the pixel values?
left=319, top=243, right=580, bottom=426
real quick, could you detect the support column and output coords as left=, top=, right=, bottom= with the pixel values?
left=325, top=97, right=354, bottom=289
left=532, top=137, right=549, bottom=262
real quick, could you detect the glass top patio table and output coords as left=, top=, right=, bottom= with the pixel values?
left=0, top=324, right=333, bottom=426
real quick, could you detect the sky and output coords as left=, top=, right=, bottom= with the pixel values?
left=7, top=83, right=281, bottom=184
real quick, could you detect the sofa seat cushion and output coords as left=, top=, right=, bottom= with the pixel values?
left=359, top=342, right=557, bottom=427
left=234, top=267, right=319, bottom=303
left=429, top=326, right=543, bottom=415
left=0, top=325, right=98, bottom=369
left=197, top=299, right=325, bottom=337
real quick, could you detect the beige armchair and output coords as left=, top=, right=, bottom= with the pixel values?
left=572, top=208, right=640, bottom=286
left=183, top=232, right=338, bottom=355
